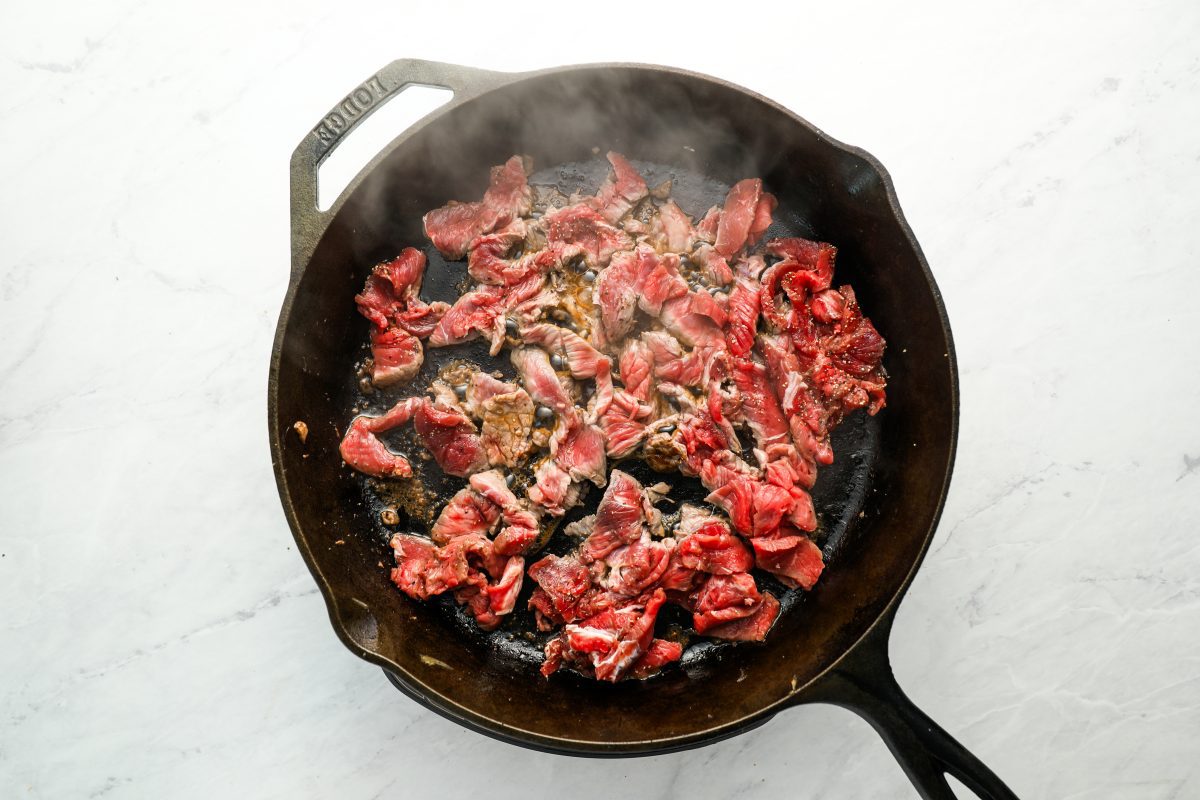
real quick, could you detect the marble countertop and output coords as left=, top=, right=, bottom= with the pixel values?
left=3, top=2, right=1198, bottom=797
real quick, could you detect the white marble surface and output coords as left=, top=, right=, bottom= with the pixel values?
left=3, top=2, right=1199, bottom=797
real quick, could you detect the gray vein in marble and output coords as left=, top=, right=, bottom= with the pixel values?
left=1177, top=453, right=1200, bottom=481
left=931, top=465, right=1054, bottom=556
left=10, top=585, right=318, bottom=721
left=18, top=38, right=102, bottom=74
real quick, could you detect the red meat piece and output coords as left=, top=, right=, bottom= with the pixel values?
left=428, top=285, right=506, bottom=350
left=627, top=638, right=684, bottom=679
left=521, top=323, right=610, bottom=379
left=820, top=287, right=887, bottom=384
left=747, top=192, right=777, bottom=247
left=389, top=534, right=463, bottom=600
left=618, top=339, right=654, bottom=402
left=695, top=205, right=721, bottom=242
left=765, top=237, right=835, bottom=293
left=484, top=555, right=526, bottom=617
left=602, top=536, right=673, bottom=597
left=597, top=389, right=653, bottom=458
left=547, top=588, right=668, bottom=682
left=691, top=244, right=734, bottom=287
left=354, top=248, right=428, bottom=329
left=527, top=458, right=575, bottom=517
left=469, top=469, right=541, bottom=556
left=702, top=590, right=780, bottom=642
left=715, top=179, right=762, bottom=257
left=552, top=413, right=608, bottom=488
left=430, top=486, right=501, bottom=545
left=354, top=248, right=447, bottom=386
left=678, top=529, right=753, bottom=575
left=730, top=355, right=791, bottom=451
left=725, top=277, right=761, bottom=357
left=589, top=151, right=648, bottom=224
left=511, top=346, right=573, bottom=414
left=595, top=246, right=690, bottom=343
left=660, top=292, right=725, bottom=348
left=691, top=573, right=763, bottom=634
left=338, top=397, right=422, bottom=478
left=393, top=298, right=450, bottom=339
left=751, top=531, right=824, bottom=590
left=414, top=398, right=488, bottom=478
left=581, top=469, right=646, bottom=563
left=637, top=250, right=690, bottom=317
left=423, top=156, right=532, bottom=259
left=527, top=553, right=610, bottom=628
left=467, top=219, right=537, bottom=286
left=594, top=248, right=640, bottom=342
left=757, top=332, right=831, bottom=470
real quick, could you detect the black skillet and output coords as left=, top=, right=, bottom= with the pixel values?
left=269, top=59, right=1020, bottom=799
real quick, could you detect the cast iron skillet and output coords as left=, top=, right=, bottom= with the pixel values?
left=269, top=59, right=1019, bottom=799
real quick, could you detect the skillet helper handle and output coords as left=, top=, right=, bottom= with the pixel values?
left=289, top=59, right=509, bottom=271
left=813, top=613, right=1021, bottom=800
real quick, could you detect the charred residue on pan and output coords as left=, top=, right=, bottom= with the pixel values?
left=344, top=155, right=883, bottom=676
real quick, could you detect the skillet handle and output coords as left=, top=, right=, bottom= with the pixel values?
left=805, top=612, right=1021, bottom=800
left=289, top=59, right=512, bottom=272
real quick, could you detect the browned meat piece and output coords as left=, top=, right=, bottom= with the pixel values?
left=368, top=326, right=423, bottom=387
left=479, top=390, right=535, bottom=468
left=543, top=203, right=632, bottom=268
left=651, top=199, right=696, bottom=253
left=458, top=370, right=536, bottom=468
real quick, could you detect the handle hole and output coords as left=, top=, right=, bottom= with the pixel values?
left=946, top=775, right=975, bottom=799
left=317, top=85, right=454, bottom=211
